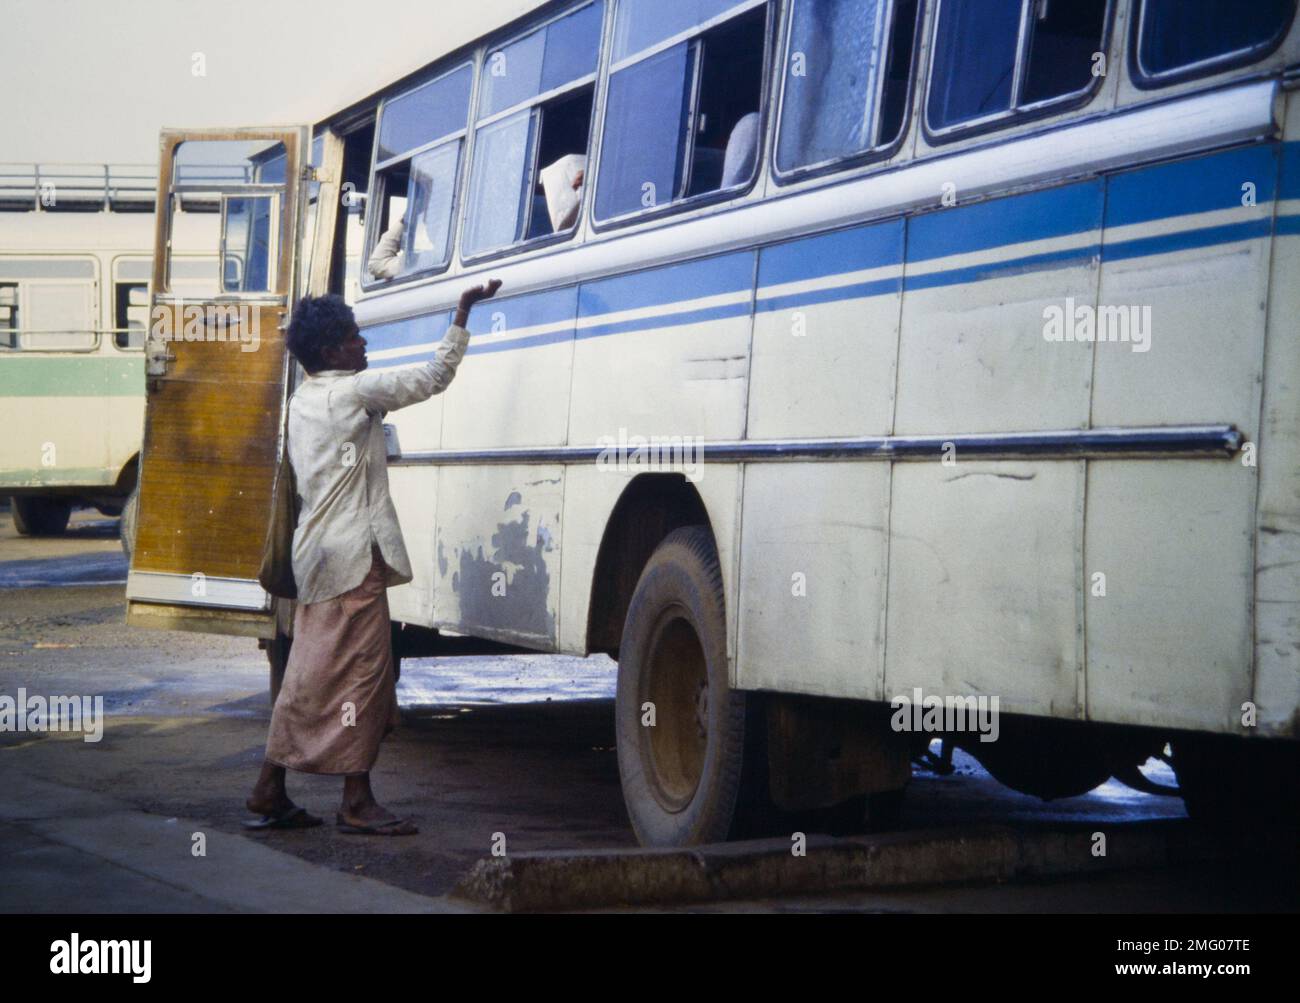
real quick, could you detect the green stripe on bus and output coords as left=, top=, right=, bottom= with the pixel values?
left=0, top=356, right=144, bottom=397
left=0, top=467, right=118, bottom=489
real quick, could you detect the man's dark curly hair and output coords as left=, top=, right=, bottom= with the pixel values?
left=286, top=294, right=356, bottom=372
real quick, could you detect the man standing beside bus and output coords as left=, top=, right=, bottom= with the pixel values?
left=244, top=278, right=501, bottom=835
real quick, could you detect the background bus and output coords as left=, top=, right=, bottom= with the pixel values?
left=0, top=162, right=216, bottom=555
left=127, top=0, right=1300, bottom=847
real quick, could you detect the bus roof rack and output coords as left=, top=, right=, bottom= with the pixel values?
left=0, top=163, right=156, bottom=213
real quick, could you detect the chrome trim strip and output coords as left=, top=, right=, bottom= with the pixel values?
left=389, top=425, right=1244, bottom=466
left=125, top=571, right=271, bottom=611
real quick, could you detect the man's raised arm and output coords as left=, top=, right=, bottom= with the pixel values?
left=353, top=279, right=502, bottom=413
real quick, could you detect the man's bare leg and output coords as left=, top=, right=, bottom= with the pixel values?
left=246, top=761, right=296, bottom=816
left=340, top=773, right=417, bottom=834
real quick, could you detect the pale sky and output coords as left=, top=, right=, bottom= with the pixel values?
left=1, top=0, right=548, bottom=166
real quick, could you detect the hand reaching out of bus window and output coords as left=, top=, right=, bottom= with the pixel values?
left=454, top=279, right=502, bottom=328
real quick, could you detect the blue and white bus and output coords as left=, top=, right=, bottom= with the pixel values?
left=129, top=0, right=1300, bottom=846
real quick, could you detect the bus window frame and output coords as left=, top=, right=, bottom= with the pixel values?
left=769, top=0, right=922, bottom=186
left=921, top=0, right=1116, bottom=147
left=457, top=0, right=607, bottom=268
left=1128, top=0, right=1298, bottom=90
left=110, top=253, right=152, bottom=352
left=360, top=59, right=476, bottom=293
left=0, top=258, right=102, bottom=353
left=588, top=0, right=774, bottom=234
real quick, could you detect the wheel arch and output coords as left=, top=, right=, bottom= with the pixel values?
left=585, top=473, right=715, bottom=656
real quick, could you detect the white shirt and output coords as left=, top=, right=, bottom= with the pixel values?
left=288, top=323, right=469, bottom=603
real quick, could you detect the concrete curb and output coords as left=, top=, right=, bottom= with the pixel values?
left=450, top=821, right=1223, bottom=912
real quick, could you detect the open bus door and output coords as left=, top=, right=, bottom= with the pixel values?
left=126, top=127, right=346, bottom=693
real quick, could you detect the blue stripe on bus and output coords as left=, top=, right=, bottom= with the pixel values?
left=577, top=250, right=754, bottom=317
left=1277, top=214, right=1300, bottom=235
left=905, top=245, right=1099, bottom=293
left=576, top=299, right=753, bottom=340
left=907, top=180, right=1104, bottom=263
left=1281, top=142, right=1300, bottom=200
left=464, top=285, right=578, bottom=337
left=1106, top=144, right=1278, bottom=227
left=756, top=276, right=902, bottom=312
left=1102, top=218, right=1274, bottom=261
left=756, top=219, right=904, bottom=287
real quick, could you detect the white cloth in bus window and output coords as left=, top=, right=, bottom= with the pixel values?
left=540, top=153, right=587, bottom=232
left=721, top=112, right=760, bottom=189
left=366, top=217, right=405, bottom=280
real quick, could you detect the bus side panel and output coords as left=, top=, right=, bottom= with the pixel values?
left=432, top=463, right=564, bottom=649
left=388, top=466, right=436, bottom=627
left=1085, top=461, right=1254, bottom=732
left=1085, top=144, right=1275, bottom=733
left=886, top=461, right=1085, bottom=718
left=879, top=181, right=1102, bottom=715
left=737, top=461, right=890, bottom=699
left=1254, top=105, right=1300, bottom=738
left=736, top=221, right=904, bottom=696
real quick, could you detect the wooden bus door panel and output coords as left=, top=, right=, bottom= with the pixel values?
left=126, top=128, right=311, bottom=634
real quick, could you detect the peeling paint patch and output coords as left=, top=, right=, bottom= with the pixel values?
left=455, top=510, right=555, bottom=641
left=504, top=491, right=522, bottom=511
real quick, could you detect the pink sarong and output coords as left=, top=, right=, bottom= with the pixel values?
left=265, top=547, right=400, bottom=775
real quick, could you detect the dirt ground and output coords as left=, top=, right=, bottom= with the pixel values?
left=0, top=507, right=1294, bottom=912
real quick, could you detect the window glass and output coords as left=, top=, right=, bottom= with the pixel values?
left=1138, top=0, right=1294, bottom=78
left=221, top=195, right=274, bottom=293
left=776, top=0, right=890, bottom=173
left=114, top=283, right=149, bottom=349
left=463, top=111, right=536, bottom=255
left=173, top=140, right=285, bottom=186
left=0, top=284, right=17, bottom=350
left=927, top=0, right=1021, bottom=130
left=1022, top=0, right=1109, bottom=104
left=612, top=0, right=748, bottom=60
left=460, top=3, right=603, bottom=257
left=377, top=65, right=473, bottom=162
left=595, top=44, right=693, bottom=219
left=596, top=4, right=766, bottom=221
left=402, top=144, right=461, bottom=271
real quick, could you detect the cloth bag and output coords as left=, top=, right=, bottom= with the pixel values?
left=259, top=399, right=300, bottom=599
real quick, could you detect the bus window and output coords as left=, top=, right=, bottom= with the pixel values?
left=461, top=1, right=603, bottom=257
left=926, top=0, right=1109, bottom=137
left=775, top=0, right=920, bottom=178
left=221, top=195, right=275, bottom=293
left=114, top=283, right=148, bottom=349
left=1134, top=0, right=1296, bottom=84
left=595, top=1, right=768, bottom=224
left=367, top=63, right=473, bottom=283
left=0, top=284, right=16, bottom=349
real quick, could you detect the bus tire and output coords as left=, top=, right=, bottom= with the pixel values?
left=1173, top=734, right=1300, bottom=833
left=615, top=525, right=768, bottom=847
left=11, top=496, right=72, bottom=536
left=119, top=484, right=140, bottom=562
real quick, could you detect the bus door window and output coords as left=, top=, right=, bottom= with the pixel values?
left=927, top=0, right=1110, bottom=136
left=114, top=283, right=149, bottom=349
left=461, top=1, right=603, bottom=257
left=367, top=63, right=473, bottom=283
left=595, top=1, right=770, bottom=223
left=0, top=284, right=17, bottom=349
left=774, top=0, right=920, bottom=177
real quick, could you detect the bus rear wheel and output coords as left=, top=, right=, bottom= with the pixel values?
left=615, top=526, right=769, bottom=847
left=11, top=496, right=72, bottom=536
left=119, top=484, right=140, bottom=561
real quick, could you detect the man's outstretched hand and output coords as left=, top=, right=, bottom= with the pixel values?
left=454, top=279, right=502, bottom=328
left=459, top=279, right=502, bottom=309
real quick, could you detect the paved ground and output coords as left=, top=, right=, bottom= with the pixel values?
left=0, top=506, right=1294, bottom=913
